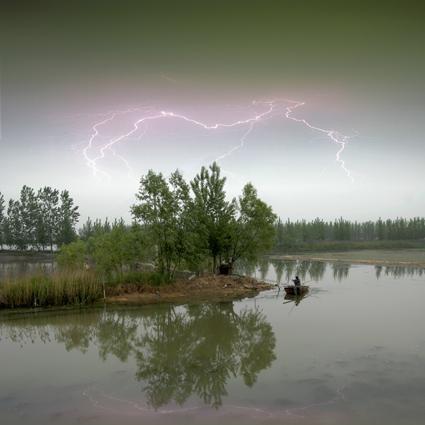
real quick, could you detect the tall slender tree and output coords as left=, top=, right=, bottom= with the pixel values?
left=190, top=162, right=235, bottom=272
left=19, top=185, right=39, bottom=249
left=56, top=190, right=80, bottom=246
left=7, top=199, right=26, bottom=250
left=37, top=187, right=60, bottom=252
left=0, top=192, right=5, bottom=250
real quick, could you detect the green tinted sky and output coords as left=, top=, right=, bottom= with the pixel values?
left=3, top=1, right=425, bottom=86
left=1, top=1, right=425, bottom=220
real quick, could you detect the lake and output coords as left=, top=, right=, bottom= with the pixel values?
left=0, top=254, right=56, bottom=281
left=1, top=259, right=425, bottom=425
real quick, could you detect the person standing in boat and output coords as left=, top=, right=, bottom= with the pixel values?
left=292, top=276, right=301, bottom=286
left=292, top=276, right=301, bottom=295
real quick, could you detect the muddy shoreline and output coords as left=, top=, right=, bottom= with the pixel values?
left=106, top=275, right=274, bottom=305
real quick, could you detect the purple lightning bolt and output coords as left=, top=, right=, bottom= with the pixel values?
left=79, top=99, right=354, bottom=181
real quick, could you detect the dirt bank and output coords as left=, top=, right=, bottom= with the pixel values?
left=106, top=275, right=274, bottom=305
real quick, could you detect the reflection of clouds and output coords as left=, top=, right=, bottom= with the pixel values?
left=81, top=381, right=347, bottom=421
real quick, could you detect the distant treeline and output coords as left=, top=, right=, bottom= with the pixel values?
left=275, top=217, right=425, bottom=250
left=0, top=186, right=79, bottom=252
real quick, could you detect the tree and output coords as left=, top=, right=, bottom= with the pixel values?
left=131, top=170, right=191, bottom=279
left=226, top=183, right=276, bottom=265
left=0, top=192, right=5, bottom=250
left=190, top=162, right=235, bottom=272
left=91, top=223, right=148, bottom=277
left=37, top=187, right=60, bottom=252
left=6, top=199, right=26, bottom=250
left=132, top=163, right=276, bottom=275
left=56, top=190, right=80, bottom=246
left=19, top=185, right=39, bottom=249
left=57, top=239, right=87, bottom=269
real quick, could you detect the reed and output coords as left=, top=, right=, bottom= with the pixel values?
left=0, top=271, right=103, bottom=308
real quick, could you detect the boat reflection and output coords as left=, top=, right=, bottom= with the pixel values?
left=283, top=292, right=309, bottom=306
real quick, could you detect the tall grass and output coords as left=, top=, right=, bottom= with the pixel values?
left=0, top=270, right=172, bottom=309
left=0, top=271, right=103, bottom=308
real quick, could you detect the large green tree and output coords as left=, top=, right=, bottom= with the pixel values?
left=131, top=170, right=191, bottom=278
left=226, top=183, right=276, bottom=266
left=190, top=162, right=236, bottom=272
left=132, top=163, right=277, bottom=275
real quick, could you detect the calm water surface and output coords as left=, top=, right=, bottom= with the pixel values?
left=0, top=254, right=56, bottom=281
left=1, top=260, right=425, bottom=425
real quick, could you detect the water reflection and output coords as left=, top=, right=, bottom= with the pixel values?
left=0, top=303, right=276, bottom=409
left=332, top=263, right=351, bottom=281
left=377, top=264, right=425, bottom=279
left=237, top=258, right=425, bottom=283
left=0, top=254, right=56, bottom=281
left=283, top=293, right=309, bottom=306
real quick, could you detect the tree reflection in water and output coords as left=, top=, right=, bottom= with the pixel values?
left=0, top=303, right=276, bottom=409
left=240, top=258, right=425, bottom=285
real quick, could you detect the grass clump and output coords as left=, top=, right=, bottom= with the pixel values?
left=0, top=271, right=103, bottom=308
left=105, top=270, right=171, bottom=288
left=0, top=270, right=172, bottom=309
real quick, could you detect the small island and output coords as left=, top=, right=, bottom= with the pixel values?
left=0, top=163, right=277, bottom=309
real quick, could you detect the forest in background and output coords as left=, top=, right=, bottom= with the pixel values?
left=274, top=217, right=425, bottom=251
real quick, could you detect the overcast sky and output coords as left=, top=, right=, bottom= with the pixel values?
left=1, top=1, right=424, bottom=223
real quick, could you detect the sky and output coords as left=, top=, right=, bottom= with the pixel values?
left=1, top=0, right=425, bottom=223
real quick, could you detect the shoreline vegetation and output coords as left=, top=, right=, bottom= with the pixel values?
left=0, top=163, right=277, bottom=310
left=0, top=271, right=272, bottom=309
left=2, top=163, right=425, bottom=311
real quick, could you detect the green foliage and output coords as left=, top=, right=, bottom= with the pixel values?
left=79, top=217, right=113, bottom=240
left=0, top=192, right=4, bottom=249
left=57, top=240, right=87, bottom=269
left=56, top=190, right=80, bottom=246
left=105, top=270, right=169, bottom=287
left=6, top=199, right=25, bottom=250
left=0, top=186, right=80, bottom=252
left=57, top=221, right=150, bottom=285
left=190, top=162, right=236, bottom=271
left=0, top=271, right=102, bottom=308
left=90, top=223, right=148, bottom=277
left=275, top=217, right=425, bottom=251
left=228, top=183, right=277, bottom=264
left=0, top=268, right=169, bottom=309
left=132, top=163, right=277, bottom=276
left=36, top=186, right=60, bottom=251
left=131, top=169, right=192, bottom=277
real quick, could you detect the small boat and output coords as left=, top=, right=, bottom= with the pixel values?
left=284, top=285, right=309, bottom=296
